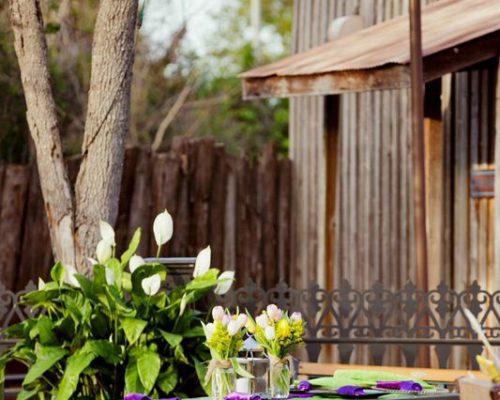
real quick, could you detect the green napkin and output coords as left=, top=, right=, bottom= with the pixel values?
left=308, top=369, right=434, bottom=390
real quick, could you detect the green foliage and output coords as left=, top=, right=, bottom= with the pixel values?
left=0, top=232, right=225, bottom=399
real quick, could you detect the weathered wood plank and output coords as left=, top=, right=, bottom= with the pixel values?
left=0, top=165, right=30, bottom=290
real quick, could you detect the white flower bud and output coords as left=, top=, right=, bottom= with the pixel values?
left=264, top=325, right=276, bottom=340
left=193, top=246, right=211, bottom=278
left=141, top=274, right=161, bottom=295
left=153, top=209, right=174, bottom=246
left=212, top=306, right=225, bottom=321
left=129, top=255, right=145, bottom=272
left=256, top=314, right=269, bottom=328
left=227, top=320, right=240, bottom=336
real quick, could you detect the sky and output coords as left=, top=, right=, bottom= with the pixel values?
left=142, top=0, right=226, bottom=59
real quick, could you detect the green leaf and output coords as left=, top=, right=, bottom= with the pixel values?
left=194, top=358, right=210, bottom=395
left=121, top=228, right=141, bottom=266
left=50, top=262, right=65, bottom=286
left=23, top=346, right=67, bottom=385
left=75, top=275, right=94, bottom=299
left=174, top=345, right=189, bottom=365
left=183, top=326, right=205, bottom=338
left=35, top=316, right=58, bottom=345
left=122, top=318, right=147, bottom=345
left=57, top=351, right=96, bottom=400
left=231, top=358, right=254, bottom=378
left=82, top=340, right=121, bottom=364
left=159, top=330, right=182, bottom=348
left=106, top=258, right=122, bottom=290
left=157, top=364, right=178, bottom=395
left=125, top=359, right=145, bottom=394
left=137, top=351, right=161, bottom=393
left=186, top=269, right=219, bottom=291
left=17, top=388, right=38, bottom=400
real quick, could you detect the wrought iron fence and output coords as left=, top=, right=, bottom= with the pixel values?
left=2, top=279, right=500, bottom=369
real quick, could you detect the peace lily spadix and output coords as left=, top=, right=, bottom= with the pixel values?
left=2, top=209, right=236, bottom=400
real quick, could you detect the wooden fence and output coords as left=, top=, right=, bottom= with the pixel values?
left=1, top=137, right=291, bottom=292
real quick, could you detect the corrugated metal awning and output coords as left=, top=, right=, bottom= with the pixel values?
left=240, top=0, right=500, bottom=99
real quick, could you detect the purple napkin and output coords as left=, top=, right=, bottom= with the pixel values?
left=297, top=380, right=312, bottom=392
left=124, top=394, right=179, bottom=400
left=336, top=386, right=365, bottom=396
left=224, top=393, right=262, bottom=400
left=376, top=380, right=423, bottom=392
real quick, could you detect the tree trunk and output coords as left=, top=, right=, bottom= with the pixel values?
left=9, top=0, right=76, bottom=268
left=10, top=0, right=139, bottom=273
left=75, top=0, right=138, bottom=272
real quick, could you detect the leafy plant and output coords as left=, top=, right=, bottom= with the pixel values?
left=0, top=210, right=234, bottom=400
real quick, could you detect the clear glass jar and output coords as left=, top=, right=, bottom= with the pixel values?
left=211, top=367, right=236, bottom=400
left=268, top=360, right=291, bottom=398
left=235, top=357, right=269, bottom=395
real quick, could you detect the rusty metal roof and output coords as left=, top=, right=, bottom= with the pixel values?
left=240, top=0, right=500, bottom=80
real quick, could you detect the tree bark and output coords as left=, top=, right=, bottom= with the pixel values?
left=10, top=0, right=139, bottom=273
left=9, top=0, right=76, bottom=268
left=75, top=0, right=138, bottom=272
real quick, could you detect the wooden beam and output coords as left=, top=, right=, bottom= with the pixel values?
left=494, top=61, right=500, bottom=291
left=241, top=31, right=500, bottom=100
left=242, top=65, right=411, bottom=99
left=471, top=169, right=495, bottom=198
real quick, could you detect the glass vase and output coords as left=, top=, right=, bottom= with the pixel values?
left=211, top=367, right=236, bottom=400
left=268, top=360, right=291, bottom=398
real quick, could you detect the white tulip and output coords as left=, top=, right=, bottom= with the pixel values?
left=266, top=304, right=283, bottom=321
left=64, top=264, right=80, bottom=288
left=264, top=325, right=276, bottom=340
left=99, top=220, right=116, bottom=246
left=179, top=293, right=188, bottom=315
left=214, top=270, right=235, bottom=295
left=204, top=322, right=215, bottom=340
left=291, top=312, right=302, bottom=321
left=96, top=239, right=112, bottom=264
left=212, top=305, right=225, bottom=321
left=222, top=314, right=231, bottom=326
left=129, top=255, right=145, bottom=272
left=256, top=314, right=269, bottom=328
left=38, top=278, right=45, bottom=290
left=105, top=267, right=115, bottom=285
left=141, top=274, right=161, bottom=295
left=227, top=320, right=240, bottom=336
left=193, top=246, right=211, bottom=278
left=153, top=210, right=173, bottom=246
left=237, top=313, right=248, bottom=328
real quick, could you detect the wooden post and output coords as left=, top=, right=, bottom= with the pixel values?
left=494, top=62, right=500, bottom=288
left=409, top=0, right=428, bottom=292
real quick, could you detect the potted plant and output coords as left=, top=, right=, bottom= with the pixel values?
left=0, top=210, right=234, bottom=400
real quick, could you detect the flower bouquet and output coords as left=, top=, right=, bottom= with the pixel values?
left=203, top=307, right=253, bottom=400
left=248, top=305, right=305, bottom=398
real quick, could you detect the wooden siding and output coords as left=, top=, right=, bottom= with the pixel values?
left=290, top=0, right=498, bottom=367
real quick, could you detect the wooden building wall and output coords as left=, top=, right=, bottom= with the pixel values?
left=290, top=1, right=497, bottom=298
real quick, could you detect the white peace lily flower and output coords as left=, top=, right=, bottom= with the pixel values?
left=256, top=314, right=270, bottom=328
left=264, top=325, right=276, bottom=340
left=105, top=267, right=115, bottom=285
left=153, top=210, right=173, bottom=246
left=237, top=313, right=248, bottom=328
left=227, top=320, right=240, bottom=336
left=96, top=239, right=112, bottom=264
left=88, top=258, right=98, bottom=266
left=179, top=293, right=188, bottom=315
left=266, top=304, right=282, bottom=321
left=214, top=270, right=235, bottom=295
left=129, top=255, right=145, bottom=273
left=193, top=246, right=211, bottom=278
left=204, top=322, right=215, bottom=340
left=38, top=278, right=45, bottom=290
left=141, top=274, right=161, bottom=296
left=99, top=220, right=116, bottom=246
left=64, top=264, right=80, bottom=288
left=212, top=305, right=225, bottom=321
